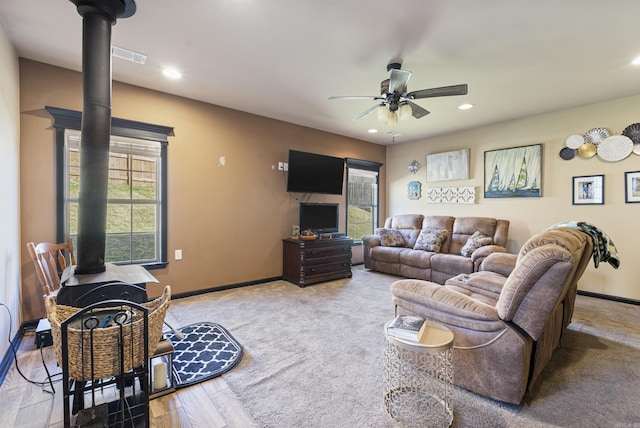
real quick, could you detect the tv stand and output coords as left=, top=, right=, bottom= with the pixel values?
left=282, top=237, right=353, bottom=287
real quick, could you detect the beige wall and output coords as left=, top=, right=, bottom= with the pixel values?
left=386, top=96, right=640, bottom=300
left=19, top=60, right=386, bottom=321
left=18, top=57, right=639, bottom=321
left=0, top=18, right=21, bottom=358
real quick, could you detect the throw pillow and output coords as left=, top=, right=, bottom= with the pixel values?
left=460, top=231, right=493, bottom=257
left=377, top=229, right=406, bottom=247
left=413, top=228, right=448, bottom=252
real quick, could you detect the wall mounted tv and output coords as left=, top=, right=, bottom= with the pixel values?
left=286, top=150, right=345, bottom=195
left=299, top=203, right=339, bottom=234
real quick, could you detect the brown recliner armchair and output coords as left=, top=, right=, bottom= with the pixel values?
left=390, top=227, right=593, bottom=404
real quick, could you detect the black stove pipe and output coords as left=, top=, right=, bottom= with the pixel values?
left=69, top=0, right=136, bottom=274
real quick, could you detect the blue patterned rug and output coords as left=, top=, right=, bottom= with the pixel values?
left=164, top=322, right=243, bottom=388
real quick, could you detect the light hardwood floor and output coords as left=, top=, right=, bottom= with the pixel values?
left=0, top=313, right=259, bottom=427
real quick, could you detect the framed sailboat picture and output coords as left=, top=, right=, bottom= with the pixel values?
left=484, top=144, right=542, bottom=198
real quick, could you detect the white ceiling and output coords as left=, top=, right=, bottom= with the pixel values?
left=2, top=0, right=640, bottom=145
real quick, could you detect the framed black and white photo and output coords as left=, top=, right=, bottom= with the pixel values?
left=624, top=170, right=640, bottom=203
left=572, top=174, right=604, bottom=205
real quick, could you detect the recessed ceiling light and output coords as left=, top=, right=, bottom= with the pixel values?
left=458, top=103, right=474, bottom=110
left=632, top=57, right=640, bottom=65
left=368, top=128, right=378, bottom=133
left=162, top=68, right=182, bottom=79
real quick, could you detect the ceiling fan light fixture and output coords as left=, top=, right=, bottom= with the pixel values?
left=399, top=103, right=412, bottom=120
left=377, top=105, right=388, bottom=122
left=386, top=109, right=398, bottom=127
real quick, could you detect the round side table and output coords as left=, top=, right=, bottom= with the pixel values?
left=384, top=319, right=454, bottom=428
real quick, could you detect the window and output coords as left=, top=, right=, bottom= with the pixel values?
left=346, top=158, right=382, bottom=241
left=47, top=106, right=172, bottom=268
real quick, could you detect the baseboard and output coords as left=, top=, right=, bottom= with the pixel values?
left=0, top=327, right=25, bottom=387
left=171, top=276, right=282, bottom=300
left=577, top=290, right=640, bottom=306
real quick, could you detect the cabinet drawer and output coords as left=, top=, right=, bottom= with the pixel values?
left=302, top=245, right=351, bottom=262
left=303, top=260, right=351, bottom=277
left=303, top=253, right=350, bottom=266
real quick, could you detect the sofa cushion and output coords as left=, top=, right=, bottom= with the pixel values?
left=450, top=217, right=498, bottom=255
left=430, top=253, right=474, bottom=276
left=422, top=216, right=455, bottom=253
left=460, top=231, right=493, bottom=257
left=413, top=228, right=448, bottom=252
left=377, top=229, right=406, bottom=247
left=385, top=214, right=424, bottom=230
left=445, top=272, right=506, bottom=303
left=370, top=246, right=406, bottom=263
left=399, top=249, right=435, bottom=269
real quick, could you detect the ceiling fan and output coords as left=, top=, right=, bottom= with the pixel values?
left=329, top=62, right=468, bottom=124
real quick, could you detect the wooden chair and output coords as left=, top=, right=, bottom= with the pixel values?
left=27, top=237, right=76, bottom=297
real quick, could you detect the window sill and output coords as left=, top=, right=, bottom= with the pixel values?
left=113, top=261, right=168, bottom=271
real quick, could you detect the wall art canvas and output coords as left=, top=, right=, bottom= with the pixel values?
left=484, top=144, right=542, bottom=198
left=426, top=149, right=469, bottom=182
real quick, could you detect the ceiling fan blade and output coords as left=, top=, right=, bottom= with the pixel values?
left=406, top=101, right=430, bottom=119
left=407, top=84, right=468, bottom=99
left=329, top=95, right=383, bottom=101
left=388, top=68, right=412, bottom=93
left=353, top=103, right=384, bottom=121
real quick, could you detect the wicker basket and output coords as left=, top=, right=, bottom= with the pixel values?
left=45, top=285, right=171, bottom=381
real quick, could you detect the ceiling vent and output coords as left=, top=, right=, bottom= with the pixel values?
left=112, top=46, right=147, bottom=64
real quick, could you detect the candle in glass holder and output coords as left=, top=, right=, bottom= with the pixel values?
left=153, top=361, right=167, bottom=391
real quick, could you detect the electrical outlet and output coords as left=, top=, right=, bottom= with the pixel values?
left=175, top=249, right=182, bottom=260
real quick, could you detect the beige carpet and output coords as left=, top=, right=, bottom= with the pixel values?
left=167, top=266, right=640, bottom=427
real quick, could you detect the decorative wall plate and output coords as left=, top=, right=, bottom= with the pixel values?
left=597, top=135, right=633, bottom=161
left=559, top=147, right=576, bottom=160
left=633, top=143, right=640, bottom=155
left=584, top=128, right=610, bottom=145
left=577, top=143, right=597, bottom=158
left=408, top=159, right=421, bottom=174
left=565, top=134, right=584, bottom=149
left=622, top=123, right=640, bottom=144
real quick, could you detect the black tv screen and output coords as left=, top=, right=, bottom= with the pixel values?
left=287, top=150, right=345, bottom=195
left=300, top=203, right=339, bottom=234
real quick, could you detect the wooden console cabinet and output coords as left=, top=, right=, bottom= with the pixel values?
left=282, top=237, right=353, bottom=287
